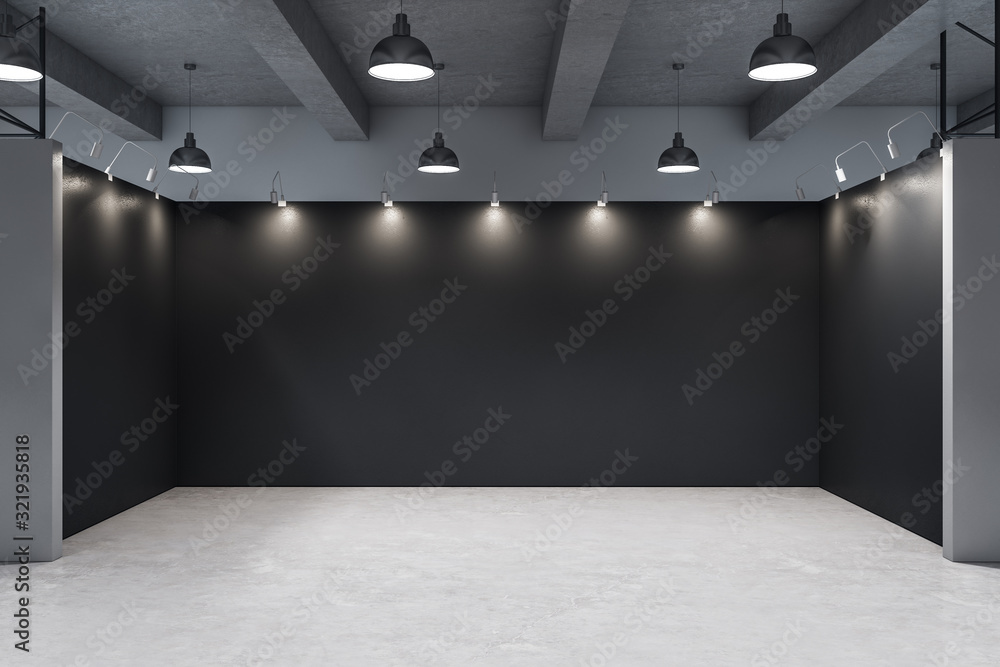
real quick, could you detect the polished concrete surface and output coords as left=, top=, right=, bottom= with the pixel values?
left=5, top=487, right=1000, bottom=666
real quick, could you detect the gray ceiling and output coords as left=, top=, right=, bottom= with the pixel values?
left=6, top=0, right=300, bottom=106
left=843, top=8, right=995, bottom=105
left=0, top=0, right=995, bottom=138
left=593, top=0, right=864, bottom=106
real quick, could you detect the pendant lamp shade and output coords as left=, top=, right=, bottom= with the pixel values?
left=657, top=64, right=699, bottom=174
left=170, top=64, right=212, bottom=174
left=0, top=13, right=42, bottom=82
left=917, top=134, right=945, bottom=160
left=418, top=66, right=460, bottom=173
left=419, top=132, right=460, bottom=173
left=749, top=11, right=817, bottom=81
left=368, top=11, right=435, bottom=82
left=169, top=132, right=212, bottom=174
left=658, top=132, right=700, bottom=173
left=0, top=37, right=42, bottom=82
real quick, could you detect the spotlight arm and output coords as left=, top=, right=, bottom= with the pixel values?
left=886, top=111, right=947, bottom=155
left=272, top=170, right=284, bottom=198
left=104, top=141, right=159, bottom=182
left=834, top=141, right=887, bottom=176
left=48, top=111, right=105, bottom=157
left=706, top=169, right=720, bottom=194
left=794, top=163, right=831, bottom=189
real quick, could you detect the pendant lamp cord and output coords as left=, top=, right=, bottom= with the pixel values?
left=437, top=70, right=441, bottom=133
left=676, top=67, right=681, bottom=133
left=188, top=67, right=193, bottom=133
left=934, top=67, right=940, bottom=131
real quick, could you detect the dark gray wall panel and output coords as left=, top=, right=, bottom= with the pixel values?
left=177, top=201, right=819, bottom=487
left=820, top=159, right=943, bottom=545
left=62, top=160, right=177, bottom=537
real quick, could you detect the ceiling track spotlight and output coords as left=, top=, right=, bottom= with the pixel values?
left=381, top=171, right=393, bottom=207
left=704, top=170, right=720, bottom=206
left=270, top=171, right=286, bottom=207
left=658, top=63, right=699, bottom=174
left=490, top=171, right=500, bottom=207
left=104, top=141, right=158, bottom=183
left=49, top=111, right=104, bottom=158
left=418, top=64, right=460, bottom=174
left=834, top=141, right=887, bottom=184
left=368, top=0, right=435, bottom=82
left=597, top=171, right=609, bottom=207
left=169, top=63, right=212, bottom=174
left=887, top=112, right=946, bottom=161
left=0, top=4, right=43, bottom=82
left=794, top=163, right=837, bottom=200
left=749, top=0, right=817, bottom=81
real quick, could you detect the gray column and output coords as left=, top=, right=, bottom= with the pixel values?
left=943, top=139, right=1000, bottom=562
left=0, top=139, right=63, bottom=562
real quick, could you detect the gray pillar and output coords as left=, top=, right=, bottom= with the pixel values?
left=0, top=139, right=63, bottom=562
left=943, top=139, right=1000, bottom=562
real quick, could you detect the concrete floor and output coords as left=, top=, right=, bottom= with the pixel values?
left=5, top=487, right=1000, bottom=666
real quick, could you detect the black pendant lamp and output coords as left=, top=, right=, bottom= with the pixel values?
left=657, top=63, right=699, bottom=174
left=0, top=7, right=42, bottom=82
left=368, top=1, right=435, bottom=82
left=169, top=64, right=212, bottom=174
left=749, top=1, right=817, bottom=82
left=418, top=66, right=459, bottom=174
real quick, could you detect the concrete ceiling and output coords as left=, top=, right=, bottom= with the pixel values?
left=593, top=0, right=862, bottom=106
left=0, top=0, right=995, bottom=140
left=6, top=0, right=300, bottom=106
left=844, top=7, right=995, bottom=105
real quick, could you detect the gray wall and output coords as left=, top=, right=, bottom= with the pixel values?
left=0, top=139, right=63, bottom=562
left=12, top=104, right=954, bottom=204
left=943, top=139, right=1000, bottom=562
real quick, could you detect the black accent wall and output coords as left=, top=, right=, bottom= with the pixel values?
left=177, top=201, right=819, bottom=486
left=62, top=159, right=178, bottom=537
left=819, top=159, right=943, bottom=544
